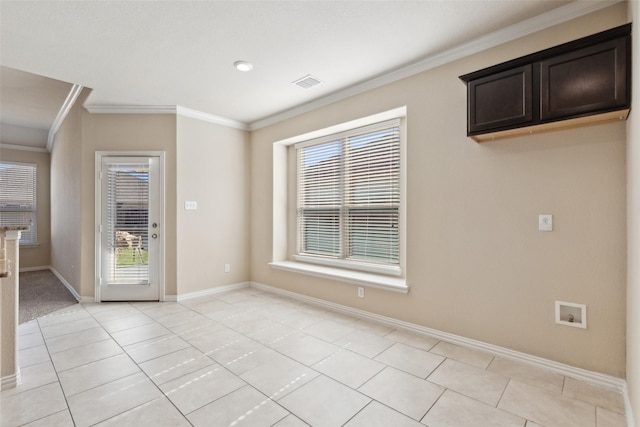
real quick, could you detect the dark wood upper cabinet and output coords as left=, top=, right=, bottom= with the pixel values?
left=460, top=24, right=631, bottom=142
left=540, top=37, right=628, bottom=121
left=468, top=65, right=532, bottom=133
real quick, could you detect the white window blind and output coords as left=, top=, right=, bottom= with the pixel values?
left=0, top=162, right=37, bottom=244
left=296, top=119, right=400, bottom=267
left=105, top=162, right=150, bottom=284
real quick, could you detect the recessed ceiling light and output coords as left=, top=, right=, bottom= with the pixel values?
left=233, top=61, right=253, bottom=72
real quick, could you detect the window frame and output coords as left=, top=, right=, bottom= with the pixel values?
left=270, top=107, right=407, bottom=292
left=294, top=119, right=402, bottom=276
left=0, top=161, right=38, bottom=246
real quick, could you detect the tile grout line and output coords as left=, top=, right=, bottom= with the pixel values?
left=494, top=377, right=512, bottom=409
left=419, top=384, right=447, bottom=424
left=161, top=297, right=301, bottom=423
left=177, top=293, right=390, bottom=424
left=82, top=301, right=197, bottom=426
left=5, top=289, right=628, bottom=427
left=32, top=302, right=184, bottom=426
left=36, top=307, right=82, bottom=426
left=1, top=353, right=61, bottom=426
left=340, top=398, right=376, bottom=426
left=99, top=297, right=308, bottom=424
left=190, top=291, right=488, bottom=425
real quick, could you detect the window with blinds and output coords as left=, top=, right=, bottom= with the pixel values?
left=0, top=162, right=37, bottom=245
left=105, top=162, right=150, bottom=284
left=296, top=119, right=400, bottom=268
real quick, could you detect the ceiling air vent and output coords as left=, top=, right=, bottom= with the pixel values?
left=293, top=75, right=323, bottom=89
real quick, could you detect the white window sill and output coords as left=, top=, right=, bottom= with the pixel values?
left=293, top=254, right=402, bottom=277
left=269, top=260, right=409, bottom=294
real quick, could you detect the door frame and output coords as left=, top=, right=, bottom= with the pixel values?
left=95, top=151, right=166, bottom=303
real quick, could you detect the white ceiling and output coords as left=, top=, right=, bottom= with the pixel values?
left=0, top=0, right=619, bottom=146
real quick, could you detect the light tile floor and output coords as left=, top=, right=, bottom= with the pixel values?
left=0, top=287, right=627, bottom=427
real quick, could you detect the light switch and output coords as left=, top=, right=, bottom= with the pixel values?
left=538, top=214, right=553, bottom=231
left=185, top=201, right=197, bottom=210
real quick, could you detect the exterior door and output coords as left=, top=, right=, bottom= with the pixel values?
left=98, top=156, right=162, bottom=301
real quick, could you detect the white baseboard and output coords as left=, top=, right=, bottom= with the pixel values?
left=249, top=281, right=627, bottom=395
left=0, top=370, right=20, bottom=390
left=20, top=265, right=51, bottom=273
left=47, top=267, right=82, bottom=302
left=624, top=383, right=636, bottom=427
left=19, top=265, right=85, bottom=302
left=166, top=281, right=250, bottom=302
left=19, top=265, right=51, bottom=273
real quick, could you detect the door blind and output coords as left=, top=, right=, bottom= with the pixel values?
left=0, top=162, right=37, bottom=244
left=105, top=162, right=150, bottom=284
left=296, top=120, right=400, bottom=266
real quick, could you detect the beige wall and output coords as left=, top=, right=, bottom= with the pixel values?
left=627, top=0, right=639, bottom=424
left=80, top=113, right=177, bottom=298
left=250, top=4, right=628, bottom=377
left=40, top=1, right=631, bottom=390
left=176, top=116, right=250, bottom=295
left=51, top=110, right=252, bottom=300
left=50, top=89, right=89, bottom=295
left=0, top=148, right=51, bottom=268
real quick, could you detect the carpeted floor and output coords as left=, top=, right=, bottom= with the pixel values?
left=19, top=269, right=78, bottom=324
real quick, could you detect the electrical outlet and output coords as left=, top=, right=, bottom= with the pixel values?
left=224, top=264, right=230, bottom=273
left=538, top=214, right=553, bottom=231
left=357, top=287, right=364, bottom=298
left=185, top=201, right=198, bottom=210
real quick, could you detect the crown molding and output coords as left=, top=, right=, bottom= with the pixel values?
left=0, top=143, right=49, bottom=153
left=176, top=106, right=249, bottom=131
left=47, top=84, right=83, bottom=152
left=84, top=105, right=177, bottom=115
left=76, top=0, right=622, bottom=133
left=248, top=0, right=623, bottom=131
left=83, top=104, right=250, bottom=131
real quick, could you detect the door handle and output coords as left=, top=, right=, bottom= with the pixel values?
left=152, top=234, right=158, bottom=239
left=152, top=223, right=158, bottom=228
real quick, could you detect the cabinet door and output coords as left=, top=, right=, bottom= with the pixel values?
left=540, top=37, right=628, bottom=121
left=468, top=65, right=532, bottom=134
